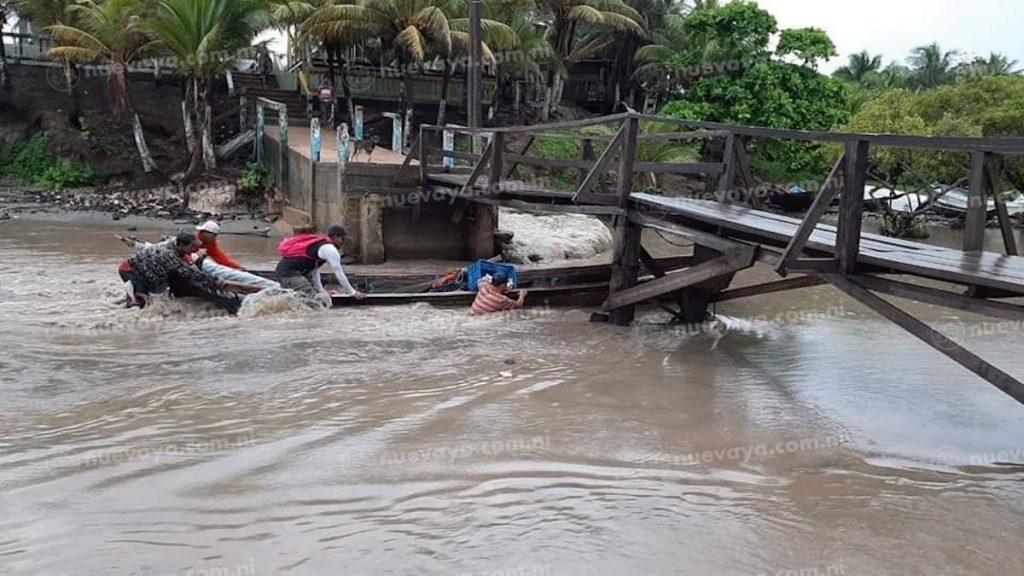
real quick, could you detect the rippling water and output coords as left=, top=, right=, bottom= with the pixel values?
left=2, top=218, right=1024, bottom=576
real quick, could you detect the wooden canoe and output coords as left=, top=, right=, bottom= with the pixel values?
left=251, top=255, right=694, bottom=308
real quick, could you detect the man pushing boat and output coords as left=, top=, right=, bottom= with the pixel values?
left=275, top=224, right=365, bottom=305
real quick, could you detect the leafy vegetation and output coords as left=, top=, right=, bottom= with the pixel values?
left=237, top=162, right=272, bottom=208
left=0, top=132, right=99, bottom=188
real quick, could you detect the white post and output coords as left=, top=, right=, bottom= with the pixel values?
left=354, top=105, right=364, bottom=140
left=404, top=108, right=413, bottom=153
left=338, top=123, right=350, bottom=172
left=383, top=112, right=402, bottom=153
left=310, top=117, right=321, bottom=163
left=443, top=129, right=454, bottom=168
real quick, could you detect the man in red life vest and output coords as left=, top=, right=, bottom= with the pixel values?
left=275, top=224, right=364, bottom=305
left=470, top=271, right=527, bottom=315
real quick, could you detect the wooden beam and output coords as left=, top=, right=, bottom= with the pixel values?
left=635, top=162, right=725, bottom=175
left=714, top=275, right=827, bottom=302
left=469, top=196, right=624, bottom=216
left=784, top=258, right=839, bottom=273
left=776, top=153, right=846, bottom=275
left=732, top=138, right=761, bottom=209
left=825, top=274, right=1024, bottom=406
left=628, top=212, right=746, bottom=254
left=460, top=139, right=494, bottom=196
left=964, top=150, right=990, bottom=253
left=603, top=246, right=756, bottom=311
left=852, top=275, right=1024, bottom=322
left=506, top=135, right=536, bottom=177
left=985, top=161, right=1019, bottom=256
left=716, top=133, right=737, bottom=200
left=607, top=116, right=642, bottom=326
left=573, top=123, right=625, bottom=203
left=835, top=140, right=869, bottom=274
left=488, top=132, right=505, bottom=194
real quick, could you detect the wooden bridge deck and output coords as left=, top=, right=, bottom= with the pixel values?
left=632, top=194, right=1024, bottom=296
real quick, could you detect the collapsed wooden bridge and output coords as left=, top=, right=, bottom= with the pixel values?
left=396, top=112, right=1024, bottom=405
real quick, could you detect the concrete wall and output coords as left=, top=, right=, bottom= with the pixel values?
left=263, top=131, right=469, bottom=262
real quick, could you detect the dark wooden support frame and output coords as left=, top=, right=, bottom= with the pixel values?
left=835, top=140, right=869, bottom=275
left=825, top=273, right=1024, bottom=405
left=965, top=150, right=990, bottom=253
left=607, top=116, right=642, bottom=325
left=776, top=153, right=845, bottom=275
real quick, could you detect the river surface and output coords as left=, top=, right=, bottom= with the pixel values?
left=2, top=217, right=1024, bottom=576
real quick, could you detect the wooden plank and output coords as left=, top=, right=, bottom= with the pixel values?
left=573, top=123, right=625, bottom=203
left=629, top=212, right=746, bottom=254
left=776, top=153, right=845, bottom=275
left=631, top=113, right=1024, bottom=153
left=469, top=196, right=624, bottom=216
left=616, top=116, right=640, bottom=207
left=506, top=135, right=536, bottom=177
left=825, top=274, right=1024, bottom=406
left=964, top=151, right=990, bottom=253
left=852, top=275, right=1024, bottom=322
left=714, top=275, right=827, bottom=302
left=836, top=140, right=869, bottom=274
left=635, top=162, right=725, bottom=175
left=459, top=139, right=494, bottom=196
left=421, top=112, right=632, bottom=136
left=603, top=246, right=755, bottom=311
left=784, top=258, right=839, bottom=273
left=985, top=161, right=1019, bottom=256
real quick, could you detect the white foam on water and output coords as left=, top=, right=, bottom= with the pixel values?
left=499, top=209, right=613, bottom=264
left=237, top=288, right=326, bottom=318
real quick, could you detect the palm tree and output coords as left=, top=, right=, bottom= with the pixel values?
left=632, top=4, right=687, bottom=105
left=533, top=0, right=645, bottom=120
left=146, top=0, right=271, bottom=176
left=440, top=0, right=519, bottom=124
left=906, top=42, right=960, bottom=90
left=833, top=50, right=882, bottom=85
left=45, top=0, right=158, bottom=171
left=305, top=0, right=453, bottom=119
left=11, top=0, right=82, bottom=121
left=962, top=52, right=1020, bottom=77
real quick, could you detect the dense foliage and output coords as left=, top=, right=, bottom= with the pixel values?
left=0, top=133, right=99, bottom=188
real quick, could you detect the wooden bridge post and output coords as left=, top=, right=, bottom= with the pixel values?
left=965, top=151, right=991, bottom=253
left=608, top=115, right=642, bottom=326
left=835, top=140, right=869, bottom=274
left=467, top=131, right=503, bottom=260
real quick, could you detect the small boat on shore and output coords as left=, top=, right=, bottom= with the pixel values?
left=252, top=256, right=694, bottom=308
left=766, top=186, right=815, bottom=212
left=928, top=185, right=996, bottom=218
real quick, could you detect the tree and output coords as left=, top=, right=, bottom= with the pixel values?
left=146, top=0, right=271, bottom=176
left=832, top=50, right=882, bottom=85
left=532, top=0, right=645, bottom=120
left=306, top=0, right=453, bottom=120
left=906, top=42, right=960, bottom=90
left=960, top=52, right=1020, bottom=77
left=659, top=3, right=848, bottom=179
left=45, top=0, right=158, bottom=172
left=776, top=27, right=836, bottom=69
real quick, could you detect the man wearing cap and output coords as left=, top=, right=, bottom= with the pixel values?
left=125, top=231, right=246, bottom=314
left=275, top=224, right=364, bottom=305
left=195, top=221, right=243, bottom=269
left=470, top=271, right=527, bottom=316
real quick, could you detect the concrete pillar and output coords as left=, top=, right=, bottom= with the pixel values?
left=360, top=194, right=386, bottom=264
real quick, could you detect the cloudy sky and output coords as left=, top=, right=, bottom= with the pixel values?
left=757, top=0, right=1023, bottom=73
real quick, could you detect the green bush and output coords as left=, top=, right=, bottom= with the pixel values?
left=238, top=162, right=272, bottom=208
left=0, top=132, right=99, bottom=188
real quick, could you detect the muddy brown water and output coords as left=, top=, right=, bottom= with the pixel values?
left=1, top=217, right=1024, bottom=576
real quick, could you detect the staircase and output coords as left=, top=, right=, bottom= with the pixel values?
left=233, top=71, right=309, bottom=125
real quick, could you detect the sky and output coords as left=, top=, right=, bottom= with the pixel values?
left=756, top=0, right=1024, bottom=73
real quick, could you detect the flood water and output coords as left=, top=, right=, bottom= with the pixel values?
left=2, top=217, right=1024, bottom=576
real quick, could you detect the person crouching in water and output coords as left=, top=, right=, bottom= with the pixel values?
left=275, top=224, right=365, bottom=305
left=125, top=231, right=246, bottom=314
left=470, top=271, right=527, bottom=315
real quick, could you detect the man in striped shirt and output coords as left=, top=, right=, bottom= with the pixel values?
left=470, top=271, right=527, bottom=316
